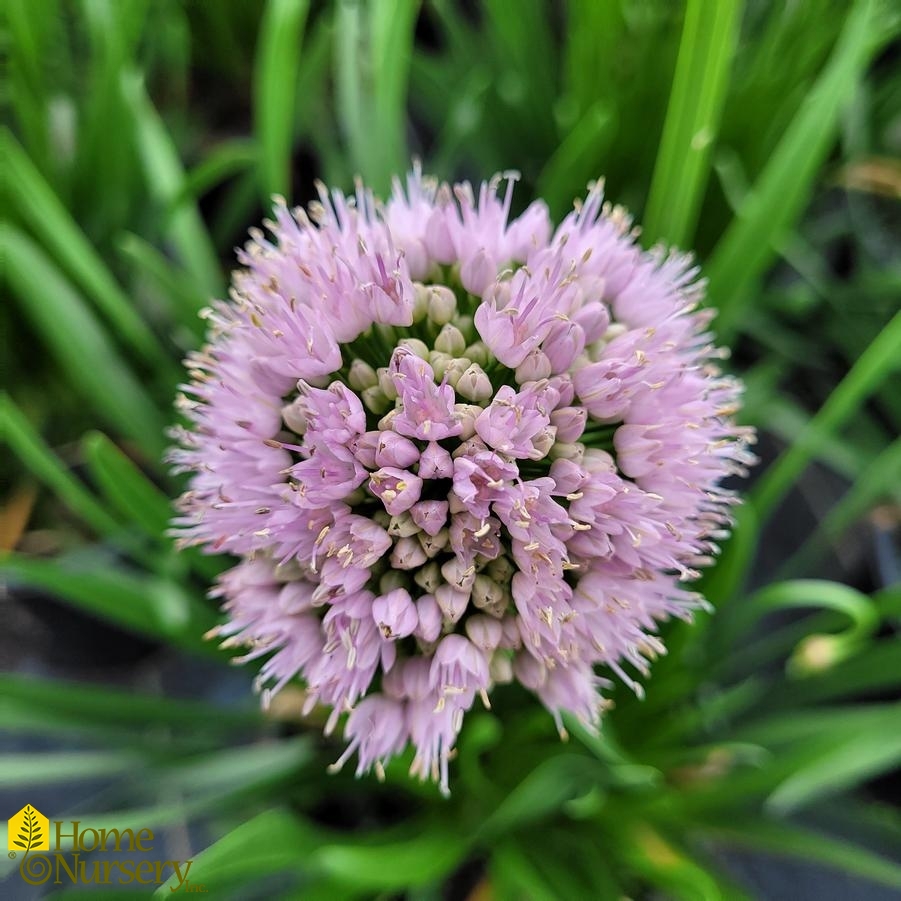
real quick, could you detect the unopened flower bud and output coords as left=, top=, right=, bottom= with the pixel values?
left=414, top=561, right=442, bottom=593
left=459, top=343, right=485, bottom=369
left=435, top=583, right=469, bottom=623
left=465, top=614, right=503, bottom=651
left=379, top=570, right=406, bottom=593
left=500, top=616, right=522, bottom=649
left=485, top=555, right=515, bottom=583
left=530, top=426, right=557, bottom=460
left=391, top=536, right=428, bottom=570
left=427, top=286, right=457, bottom=325
left=460, top=249, right=497, bottom=295
left=362, top=385, right=391, bottom=414
left=418, top=442, right=454, bottom=480
left=454, top=315, right=475, bottom=342
left=434, top=324, right=466, bottom=356
left=372, top=588, right=418, bottom=639
left=412, top=283, right=431, bottom=322
left=515, top=349, right=552, bottom=382
left=456, top=363, right=493, bottom=402
left=375, top=431, right=420, bottom=468
left=415, top=595, right=442, bottom=642
left=490, top=652, right=514, bottom=684
left=418, top=526, right=449, bottom=558
left=348, top=359, right=378, bottom=391
left=442, top=356, right=472, bottom=388
left=411, top=499, right=449, bottom=536
left=453, top=403, right=482, bottom=440
left=471, top=574, right=508, bottom=616
left=549, top=441, right=585, bottom=464
left=351, top=430, right=380, bottom=468
left=441, top=557, right=476, bottom=591
left=429, top=351, right=453, bottom=379
left=551, top=406, right=588, bottom=443
left=513, top=652, right=546, bottom=690
left=388, top=511, right=420, bottom=538
left=377, top=367, right=398, bottom=400
left=398, top=337, right=430, bottom=360
left=281, top=398, right=307, bottom=434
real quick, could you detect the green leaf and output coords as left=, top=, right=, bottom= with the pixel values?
left=622, top=824, right=749, bottom=901
left=169, top=137, right=259, bottom=212
left=1, top=396, right=122, bottom=538
left=1, top=554, right=216, bottom=653
left=154, top=808, right=325, bottom=897
left=766, top=725, right=901, bottom=814
left=121, top=71, right=222, bottom=300
left=116, top=231, right=207, bottom=333
left=643, top=0, right=743, bottom=248
left=0, top=750, right=145, bottom=788
left=2, top=128, right=171, bottom=372
left=335, top=0, right=419, bottom=192
left=716, top=580, right=880, bottom=675
left=0, top=674, right=259, bottom=736
left=3, top=227, right=168, bottom=456
left=707, top=0, right=885, bottom=336
left=535, top=101, right=616, bottom=218
left=82, top=430, right=173, bottom=538
left=708, top=819, right=901, bottom=889
left=751, top=310, right=901, bottom=520
left=478, top=754, right=604, bottom=839
left=254, top=0, right=309, bottom=203
left=312, top=825, right=469, bottom=891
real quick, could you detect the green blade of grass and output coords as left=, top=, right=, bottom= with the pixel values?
left=254, top=0, right=309, bottom=204
left=751, top=309, right=901, bottom=520
left=0, top=750, right=146, bottom=788
left=82, top=430, right=173, bottom=538
left=717, top=579, right=880, bottom=667
left=0, top=674, right=259, bottom=734
left=122, top=72, right=223, bottom=300
left=3, top=129, right=171, bottom=372
left=3, top=227, right=167, bottom=457
left=116, top=231, right=207, bottom=333
left=1, top=395, right=122, bottom=538
left=169, top=137, right=259, bottom=213
left=706, top=0, right=883, bottom=337
left=643, top=0, right=743, bottom=248
left=369, top=0, right=420, bottom=189
left=707, top=819, right=901, bottom=890
left=334, top=0, right=366, bottom=180
left=782, top=435, right=901, bottom=576
left=768, top=731, right=901, bottom=814
left=535, top=100, right=616, bottom=219
left=1, top=554, right=217, bottom=654
left=335, top=0, right=419, bottom=191
left=153, top=808, right=327, bottom=897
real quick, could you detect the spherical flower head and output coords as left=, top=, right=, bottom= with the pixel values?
left=171, top=165, right=755, bottom=795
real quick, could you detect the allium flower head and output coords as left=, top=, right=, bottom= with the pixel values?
left=171, top=166, right=754, bottom=794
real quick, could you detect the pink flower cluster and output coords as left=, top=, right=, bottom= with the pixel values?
left=171, top=168, right=753, bottom=793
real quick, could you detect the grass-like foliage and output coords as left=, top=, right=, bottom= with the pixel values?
left=3, top=1, right=900, bottom=897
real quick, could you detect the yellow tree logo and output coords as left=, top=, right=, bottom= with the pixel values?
left=8, top=805, right=49, bottom=853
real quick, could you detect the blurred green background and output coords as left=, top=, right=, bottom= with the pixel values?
left=2, top=1, right=900, bottom=898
